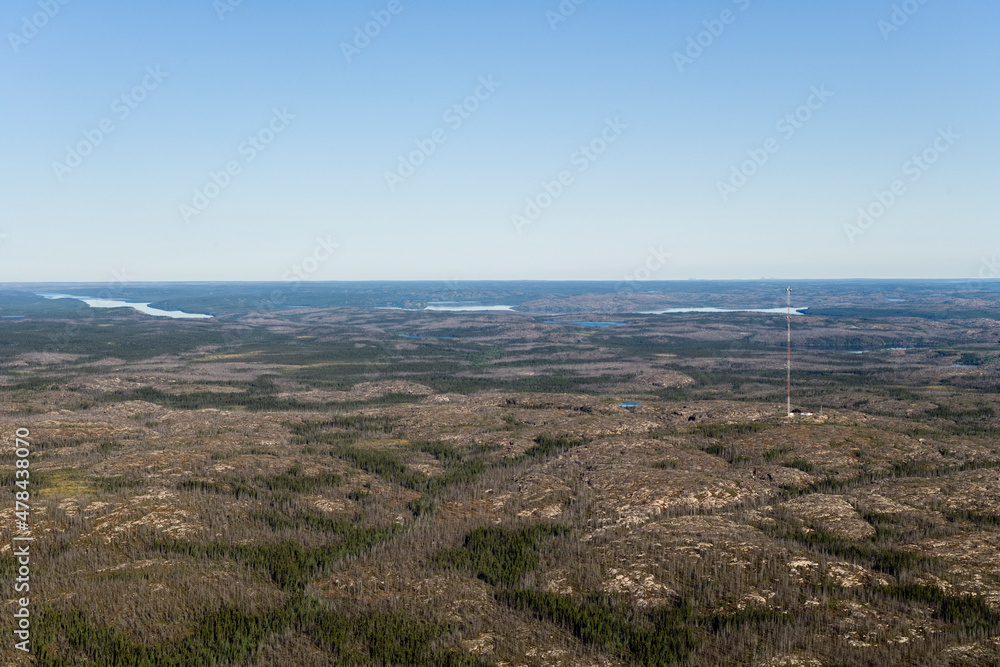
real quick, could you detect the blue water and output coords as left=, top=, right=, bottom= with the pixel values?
left=425, top=302, right=513, bottom=312
left=639, top=307, right=808, bottom=315
left=1, top=315, right=25, bottom=318
left=379, top=304, right=514, bottom=312
left=543, top=321, right=627, bottom=328
left=619, top=402, right=643, bottom=407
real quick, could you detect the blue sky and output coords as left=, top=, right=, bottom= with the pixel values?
left=1, top=0, right=997, bottom=281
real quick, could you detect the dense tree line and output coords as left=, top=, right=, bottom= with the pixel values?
left=326, top=432, right=589, bottom=517
left=434, top=524, right=568, bottom=587
left=763, top=514, right=938, bottom=578
left=691, top=421, right=774, bottom=439
left=34, top=595, right=489, bottom=666
left=176, top=466, right=342, bottom=499
left=498, top=590, right=700, bottom=667
left=153, top=525, right=392, bottom=592
left=879, top=584, right=1000, bottom=633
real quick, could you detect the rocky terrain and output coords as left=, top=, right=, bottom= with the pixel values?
left=2, top=284, right=1000, bottom=665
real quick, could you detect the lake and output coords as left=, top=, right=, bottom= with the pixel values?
left=378, top=303, right=514, bottom=312
left=38, top=294, right=213, bottom=319
left=639, top=307, right=808, bottom=315
left=424, top=302, right=514, bottom=312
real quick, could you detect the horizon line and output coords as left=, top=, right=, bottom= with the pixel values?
left=1, top=278, right=997, bottom=285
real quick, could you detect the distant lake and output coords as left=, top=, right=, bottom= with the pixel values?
left=543, top=321, right=626, bottom=328
left=619, top=402, right=643, bottom=407
left=379, top=302, right=514, bottom=312
left=424, top=302, right=513, bottom=312
left=848, top=347, right=914, bottom=355
left=639, top=307, right=808, bottom=315
left=38, top=294, right=213, bottom=319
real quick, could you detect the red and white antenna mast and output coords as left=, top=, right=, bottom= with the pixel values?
left=786, top=286, right=792, bottom=417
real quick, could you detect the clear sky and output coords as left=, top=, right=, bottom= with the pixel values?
left=1, top=0, right=997, bottom=282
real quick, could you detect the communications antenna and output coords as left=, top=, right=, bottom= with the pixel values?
left=786, top=286, right=792, bottom=417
